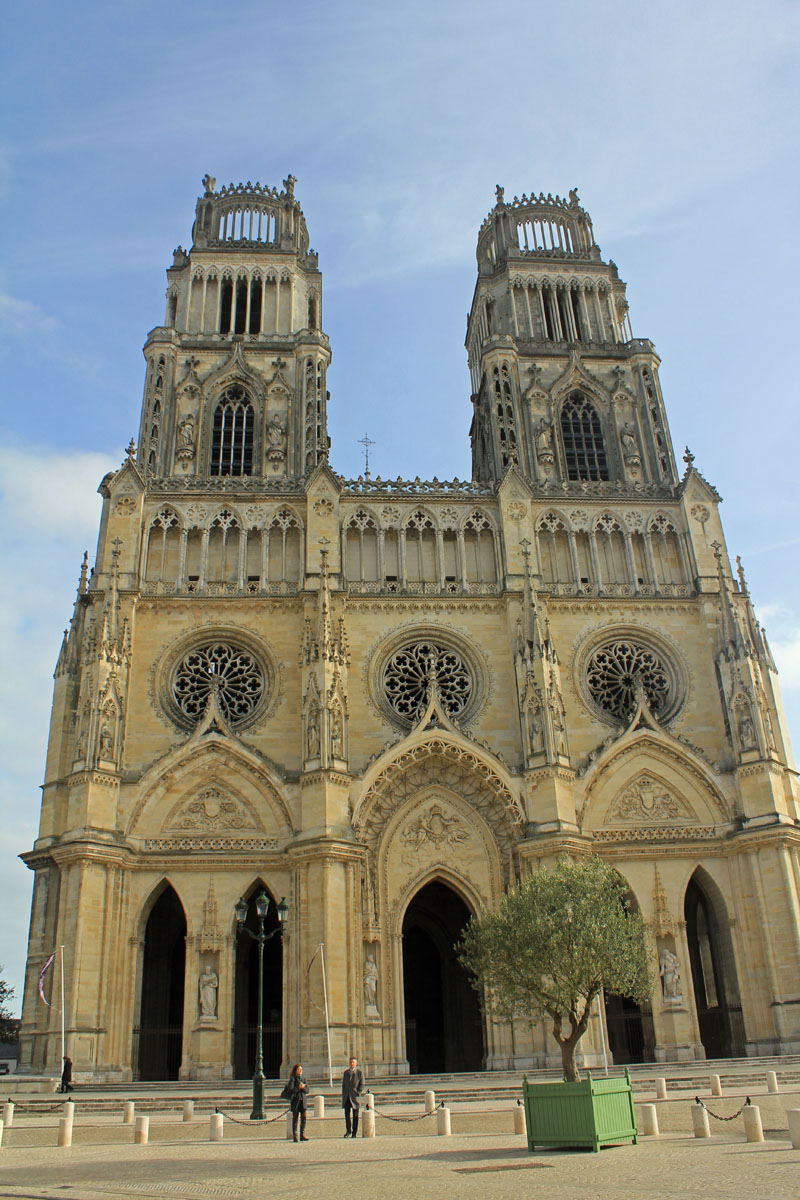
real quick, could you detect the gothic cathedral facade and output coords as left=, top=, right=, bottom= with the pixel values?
left=19, top=177, right=800, bottom=1080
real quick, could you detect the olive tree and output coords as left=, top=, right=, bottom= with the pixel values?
left=459, top=856, right=651, bottom=1082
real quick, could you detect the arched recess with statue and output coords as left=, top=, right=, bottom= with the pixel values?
left=352, top=730, right=525, bottom=1074
left=124, top=735, right=294, bottom=1081
left=578, top=727, right=741, bottom=1062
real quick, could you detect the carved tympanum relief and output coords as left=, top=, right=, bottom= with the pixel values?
left=604, top=775, right=697, bottom=826
left=165, top=787, right=258, bottom=832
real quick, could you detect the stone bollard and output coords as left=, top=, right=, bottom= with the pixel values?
left=209, top=1113, right=224, bottom=1142
left=63, top=1100, right=75, bottom=1122
left=2, top=1101, right=14, bottom=1129
left=710, top=1075, right=722, bottom=1097
left=767, top=1071, right=779, bottom=1094
left=183, top=1100, right=194, bottom=1123
left=743, top=1105, right=764, bottom=1143
left=437, top=1105, right=451, bottom=1136
left=513, top=1102, right=526, bottom=1135
left=655, top=1078, right=668, bottom=1101
left=134, top=1115, right=149, bottom=1145
left=58, top=1116, right=73, bottom=1147
left=365, top=1091, right=374, bottom=1110
left=313, top=1095, right=324, bottom=1119
left=691, top=1104, right=710, bottom=1138
left=362, top=1107, right=376, bottom=1138
left=286, top=1112, right=294, bottom=1140
left=640, top=1104, right=659, bottom=1137
left=0, top=1117, right=4, bottom=1148
left=787, top=1109, right=800, bottom=1150
left=123, top=1101, right=135, bottom=1125
left=424, top=1089, right=436, bottom=1114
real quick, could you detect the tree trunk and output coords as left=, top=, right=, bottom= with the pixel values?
left=552, top=1001, right=595, bottom=1083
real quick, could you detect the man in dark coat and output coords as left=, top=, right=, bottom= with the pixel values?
left=341, top=1055, right=364, bottom=1138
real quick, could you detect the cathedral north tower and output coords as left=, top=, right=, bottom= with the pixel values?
left=140, top=174, right=330, bottom=485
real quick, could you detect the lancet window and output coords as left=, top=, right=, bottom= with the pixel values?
left=405, top=510, right=438, bottom=583
left=493, top=364, right=518, bottom=469
left=206, top=510, right=241, bottom=583
left=537, top=512, right=573, bottom=586
left=144, top=508, right=181, bottom=582
left=463, top=511, right=497, bottom=583
left=560, top=392, right=609, bottom=481
left=267, top=509, right=302, bottom=583
left=649, top=515, right=685, bottom=588
left=210, top=385, right=254, bottom=476
left=345, top=510, right=379, bottom=582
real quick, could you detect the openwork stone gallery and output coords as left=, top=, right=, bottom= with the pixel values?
left=19, top=176, right=800, bottom=1084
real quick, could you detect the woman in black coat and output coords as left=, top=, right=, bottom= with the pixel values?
left=286, top=1063, right=309, bottom=1142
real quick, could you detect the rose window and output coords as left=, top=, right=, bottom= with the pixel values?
left=382, top=639, right=473, bottom=723
left=172, top=641, right=265, bottom=726
left=585, top=638, right=675, bottom=722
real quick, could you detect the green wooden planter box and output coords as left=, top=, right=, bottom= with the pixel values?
left=522, top=1068, right=638, bottom=1152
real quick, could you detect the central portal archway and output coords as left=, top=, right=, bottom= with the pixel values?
left=233, top=885, right=283, bottom=1079
left=402, top=880, right=484, bottom=1074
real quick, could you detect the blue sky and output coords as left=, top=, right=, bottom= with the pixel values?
left=2, top=0, right=800, bottom=1011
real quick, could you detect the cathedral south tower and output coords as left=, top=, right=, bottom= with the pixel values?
left=18, top=179, right=800, bottom=1083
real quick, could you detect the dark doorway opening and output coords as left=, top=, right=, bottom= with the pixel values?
left=136, top=885, right=186, bottom=1080
left=402, top=880, right=484, bottom=1074
left=685, top=874, right=745, bottom=1059
left=233, top=885, right=283, bottom=1079
left=603, top=993, right=655, bottom=1064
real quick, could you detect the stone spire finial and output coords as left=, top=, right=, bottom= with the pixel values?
left=683, top=446, right=695, bottom=468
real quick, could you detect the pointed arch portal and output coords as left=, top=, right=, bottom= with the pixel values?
left=402, top=880, right=484, bottom=1074
left=233, top=884, right=283, bottom=1078
left=136, top=885, right=186, bottom=1081
left=685, top=872, right=745, bottom=1058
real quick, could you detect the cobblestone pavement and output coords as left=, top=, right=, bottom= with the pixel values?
left=1, top=1126, right=799, bottom=1200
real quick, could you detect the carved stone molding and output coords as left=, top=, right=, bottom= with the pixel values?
left=605, top=775, right=698, bottom=826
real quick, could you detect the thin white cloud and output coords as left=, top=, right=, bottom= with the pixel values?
left=0, top=290, right=58, bottom=337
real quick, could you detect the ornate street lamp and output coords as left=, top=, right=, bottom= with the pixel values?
left=235, top=890, right=289, bottom=1119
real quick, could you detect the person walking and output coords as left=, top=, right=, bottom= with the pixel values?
left=60, top=1055, right=73, bottom=1094
left=341, top=1055, right=364, bottom=1138
left=286, top=1063, right=309, bottom=1142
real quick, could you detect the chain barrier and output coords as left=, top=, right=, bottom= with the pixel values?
left=369, top=1101, right=443, bottom=1123
left=693, top=1096, right=751, bottom=1121
left=214, top=1105, right=291, bottom=1126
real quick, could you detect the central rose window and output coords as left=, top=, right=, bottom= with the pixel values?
left=170, top=640, right=266, bottom=728
left=584, top=637, right=679, bottom=723
left=381, top=638, right=475, bottom=724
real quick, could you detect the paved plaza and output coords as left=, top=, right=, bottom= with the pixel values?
left=1, top=1091, right=798, bottom=1200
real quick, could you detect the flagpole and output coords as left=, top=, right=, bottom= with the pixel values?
left=318, top=942, right=333, bottom=1088
left=60, top=945, right=65, bottom=1070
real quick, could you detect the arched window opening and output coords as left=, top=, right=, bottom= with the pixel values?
left=267, top=509, right=301, bottom=582
left=537, top=513, right=571, bottom=585
left=308, top=295, right=318, bottom=329
left=560, top=392, right=609, bottom=481
left=383, top=528, right=400, bottom=589
left=570, top=289, right=585, bottom=340
left=595, top=514, right=628, bottom=586
left=405, top=510, right=437, bottom=584
left=650, top=516, right=684, bottom=587
left=211, top=385, right=254, bottom=476
left=234, top=279, right=248, bottom=334
left=206, top=510, right=241, bottom=583
left=345, top=511, right=379, bottom=582
left=493, top=365, right=517, bottom=469
left=145, top=509, right=181, bottom=583
left=219, top=278, right=233, bottom=333
left=249, top=277, right=262, bottom=333
left=464, top=512, right=496, bottom=583
left=185, top=527, right=202, bottom=592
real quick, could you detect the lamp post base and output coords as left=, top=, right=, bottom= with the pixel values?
left=250, top=1071, right=265, bottom=1121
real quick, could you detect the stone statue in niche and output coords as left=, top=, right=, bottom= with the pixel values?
left=659, top=947, right=682, bottom=1002
left=330, top=706, right=344, bottom=759
left=178, top=414, right=195, bottom=448
left=198, top=964, right=219, bottom=1018
left=306, top=708, right=320, bottom=759
left=363, top=952, right=380, bottom=1018
left=737, top=707, right=756, bottom=750
left=266, top=414, right=286, bottom=465
left=98, top=722, right=113, bottom=759
left=527, top=705, right=544, bottom=754
left=534, top=418, right=555, bottom=466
